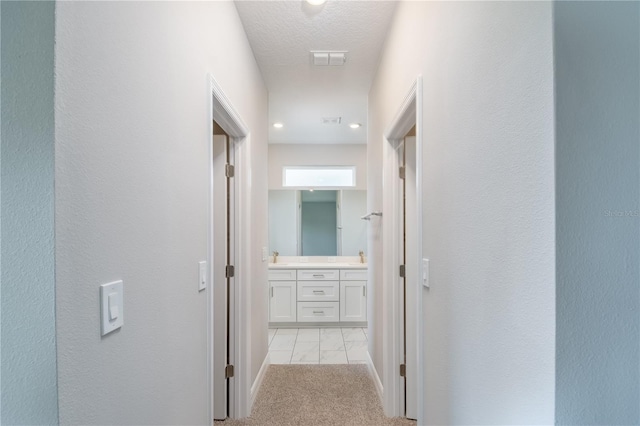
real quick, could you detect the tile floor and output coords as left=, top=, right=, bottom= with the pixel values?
left=268, top=327, right=368, bottom=365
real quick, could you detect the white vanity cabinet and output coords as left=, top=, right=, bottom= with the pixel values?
left=269, top=265, right=367, bottom=326
left=339, top=270, right=367, bottom=322
left=268, top=269, right=296, bottom=323
left=297, top=270, right=340, bottom=322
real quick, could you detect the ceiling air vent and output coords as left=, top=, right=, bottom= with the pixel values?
left=311, top=51, right=347, bottom=66
left=322, top=117, right=342, bottom=125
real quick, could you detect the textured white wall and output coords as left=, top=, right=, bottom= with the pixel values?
left=54, top=2, right=268, bottom=424
left=0, top=2, right=58, bottom=424
left=369, top=2, right=555, bottom=423
left=554, top=2, right=640, bottom=424
left=268, top=144, right=367, bottom=190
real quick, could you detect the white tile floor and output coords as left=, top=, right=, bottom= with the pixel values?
left=268, top=327, right=369, bottom=365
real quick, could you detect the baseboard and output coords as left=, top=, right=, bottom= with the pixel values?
left=250, top=352, right=270, bottom=409
left=365, top=351, right=383, bottom=405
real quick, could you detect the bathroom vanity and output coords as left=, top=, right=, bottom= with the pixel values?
left=268, top=260, right=367, bottom=327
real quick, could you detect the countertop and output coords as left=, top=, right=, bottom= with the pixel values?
left=268, top=262, right=367, bottom=270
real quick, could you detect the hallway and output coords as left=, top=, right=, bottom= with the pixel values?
left=221, top=364, right=415, bottom=426
left=2, top=1, right=638, bottom=425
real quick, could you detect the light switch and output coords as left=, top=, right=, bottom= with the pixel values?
left=422, top=259, right=430, bottom=289
left=100, top=280, right=123, bottom=336
left=108, top=293, right=119, bottom=320
left=262, top=247, right=268, bottom=262
left=199, top=261, right=207, bottom=291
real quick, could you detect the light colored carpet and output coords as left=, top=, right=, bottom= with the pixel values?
left=221, top=364, right=416, bottom=426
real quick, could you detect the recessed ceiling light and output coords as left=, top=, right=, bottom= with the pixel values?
left=349, top=123, right=361, bottom=129
left=306, top=0, right=326, bottom=5
left=273, top=122, right=284, bottom=128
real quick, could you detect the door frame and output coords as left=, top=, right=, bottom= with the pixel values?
left=381, top=76, right=424, bottom=423
left=207, top=74, right=251, bottom=421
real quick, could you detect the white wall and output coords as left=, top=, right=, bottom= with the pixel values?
left=268, top=144, right=367, bottom=190
left=554, top=2, right=640, bottom=423
left=369, top=2, right=555, bottom=423
left=1, top=2, right=58, bottom=424
left=54, top=2, right=268, bottom=424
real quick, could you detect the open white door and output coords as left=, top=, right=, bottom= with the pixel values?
left=212, top=130, right=235, bottom=420
left=212, top=133, right=227, bottom=420
left=404, top=134, right=418, bottom=420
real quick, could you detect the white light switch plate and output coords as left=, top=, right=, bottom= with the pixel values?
left=422, top=259, right=430, bottom=288
left=262, top=247, right=268, bottom=262
left=100, top=280, right=123, bottom=336
left=199, top=261, right=207, bottom=291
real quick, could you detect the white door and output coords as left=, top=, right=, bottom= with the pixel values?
left=269, top=281, right=297, bottom=322
left=404, top=135, right=418, bottom=420
left=213, top=130, right=235, bottom=420
left=340, top=281, right=367, bottom=321
left=213, top=133, right=227, bottom=420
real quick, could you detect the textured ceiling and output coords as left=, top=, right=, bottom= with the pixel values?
left=234, top=1, right=397, bottom=144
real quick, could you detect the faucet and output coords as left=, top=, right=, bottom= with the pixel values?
left=272, top=251, right=279, bottom=263
left=359, top=250, right=365, bottom=264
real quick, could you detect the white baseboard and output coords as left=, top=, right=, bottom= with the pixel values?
left=365, top=351, right=383, bottom=404
left=250, top=352, right=270, bottom=409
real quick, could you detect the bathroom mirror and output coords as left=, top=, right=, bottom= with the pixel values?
left=268, top=189, right=367, bottom=256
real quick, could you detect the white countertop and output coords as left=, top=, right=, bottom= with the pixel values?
left=268, top=262, right=367, bottom=270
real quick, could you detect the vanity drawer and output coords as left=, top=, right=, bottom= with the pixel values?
left=297, top=302, right=340, bottom=322
left=268, top=269, right=296, bottom=281
left=297, top=269, right=339, bottom=281
left=297, top=281, right=339, bottom=302
left=340, top=269, right=367, bottom=281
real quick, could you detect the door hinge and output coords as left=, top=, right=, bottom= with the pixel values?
left=225, top=164, right=235, bottom=178
left=225, top=265, right=235, bottom=278
left=225, top=364, right=235, bottom=379
left=399, top=166, right=406, bottom=180
left=399, top=264, right=406, bottom=278
left=400, top=364, right=406, bottom=377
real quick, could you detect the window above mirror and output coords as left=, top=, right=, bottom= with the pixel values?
left=283, top=166, right=356, bottom=188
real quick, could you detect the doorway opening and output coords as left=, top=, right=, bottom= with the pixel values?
left=208, top=74, right=250, bottom=422
left=382, top=77, right=424, bottom=423
left=212, top=121, right=234, bottom=421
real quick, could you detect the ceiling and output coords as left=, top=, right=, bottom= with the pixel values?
left=234, top=1, right=397, bottom=144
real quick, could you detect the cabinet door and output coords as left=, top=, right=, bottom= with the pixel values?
left=340, top=281, right=367, bottom=322
left=269, top=281, right=296, bottom=322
